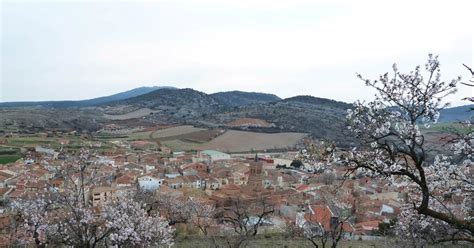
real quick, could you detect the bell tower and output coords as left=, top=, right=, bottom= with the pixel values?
left=248, top=153, right=263, bottom=190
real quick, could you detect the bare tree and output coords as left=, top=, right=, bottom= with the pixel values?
left=461, top=64, right=474, bottom=107
left=462, top=64, right=474, bottom=87
left=216, top=196, right=274, bottom=248
left=290, top=211, right=351, bottom=248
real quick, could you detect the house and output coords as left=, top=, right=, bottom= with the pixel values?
left=181, top=162, right=208, bottom=173
left=228, top=163, right=249, bottom=185
left=24, top=180, right=48, bottom=193
left=205, top=178, right=221, bottom=190
left=182, top=168, right=198, bottom=176
left=145, top=165, right=156, bottom=173
left=182, top=175, right=203, bottom=189
left=299, top=204, right=355, bottom=239
left=232, top=170, right=248, bottom=186
left=379, top=204, right=395, bottom=215
left=165, top=170, right=181, bottom=179
left=138, top=175, right=164, bottom=191
left=212, top=167, right=231, bottom=185
left=90, top=186, right=116, bottom=207
left=116, top=174, right=136, bottom=188
left=166, top=177, right=185, bottom=189
left=355, top=220, right=380, bottom=235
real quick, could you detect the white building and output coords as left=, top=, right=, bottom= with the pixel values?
left=197, top=150, right=231, bottom=163
left=138, top=176, right=164, bottom=191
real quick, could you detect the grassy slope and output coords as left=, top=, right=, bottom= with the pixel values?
left=174, top=234, right=471, bottom=248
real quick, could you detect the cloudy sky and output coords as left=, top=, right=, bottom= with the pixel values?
left=1, top=0, right=473, bottom=106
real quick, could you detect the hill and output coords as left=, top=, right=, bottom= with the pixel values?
left=0, top=86, right=173, bottom=108
left=2, top=86, right=472, bottom=147
left=210, top=91, right=281, bottom=107
left=112, top=88, right=221, bottom=123
left=207, top=95, right=355, bottom=146
left=105, top=90, right=354, bottom=145
left=438, top=104, right=473, bottom=123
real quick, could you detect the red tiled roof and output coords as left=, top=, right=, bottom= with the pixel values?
left=355, top=220, right=380, bottom=231
left=116, top=174, right=135, bottom=185
left=305, top=205, right=354, bottom=233
left=296, top=184, right=310, bottom=192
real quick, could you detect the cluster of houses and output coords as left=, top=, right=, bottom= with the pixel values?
left=0, top=141, right=407, bottom=245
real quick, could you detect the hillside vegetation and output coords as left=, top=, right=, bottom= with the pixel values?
left=0, top=87, right=470, bottom=148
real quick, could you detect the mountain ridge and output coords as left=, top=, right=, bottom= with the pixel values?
left=0, top=86, right=471, bottom=145
left=0, top=86, right=175, bottom=108
left=210, top=91, right=281, bottom=107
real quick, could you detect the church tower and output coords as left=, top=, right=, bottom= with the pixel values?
left=247, top=153, right=264, bottom=190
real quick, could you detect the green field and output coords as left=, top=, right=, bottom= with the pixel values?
left=5, top=136, right=66, bottom=150
left=0, top=154, right=21, bottom=164
left=423, top=123, right=472, bottom=134
left=0, top=147, right=22, bottom=164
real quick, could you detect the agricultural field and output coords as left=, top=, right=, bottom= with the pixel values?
left=121, top=126, right=211, bottom=142
left=103, top=108, right=158, bottom=120
left=425, top=122, right=472, bottom=134
left=160, top=139, right=200, bottom=152
left=159, top=129, right=224, bottom=142
left=197, top=130, right=307, bottom=153
left=5, top=136, right=57, bottom=147
left=125, top=131, right=155, bottom=140
left=1, top=135, right=117, bottom=154
left=141, top=127, right=306, bottom=153
left=4, top=135, right=91, bottom=149
left=0, top=147, right=22, bottom=164
left=0, top=155, right=21, bottom=164
left=0, top=126, right=307, bottom=154
left=151, top=125, right=206, bottom=138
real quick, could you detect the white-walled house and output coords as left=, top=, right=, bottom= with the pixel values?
left=138, top=175, right=164, bottom=191
left=380, top=204, right=395, bottom=215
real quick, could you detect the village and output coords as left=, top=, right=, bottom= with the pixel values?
left=0, top=131, right=406, bottom=246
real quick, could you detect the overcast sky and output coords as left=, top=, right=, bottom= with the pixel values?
left=1, top=0, right=473, bottom=106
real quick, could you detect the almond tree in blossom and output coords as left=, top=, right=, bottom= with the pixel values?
left=11, top=198, right=52, bottom=247
left=184, top=197, right=216, bottom=237
left=345, top=55, right=473, bottom=244
left=102, top=194, right=174, bottom=247
left=12, top=148, right=174, bottom=248
left=295, top=140, right=337, bottom=172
